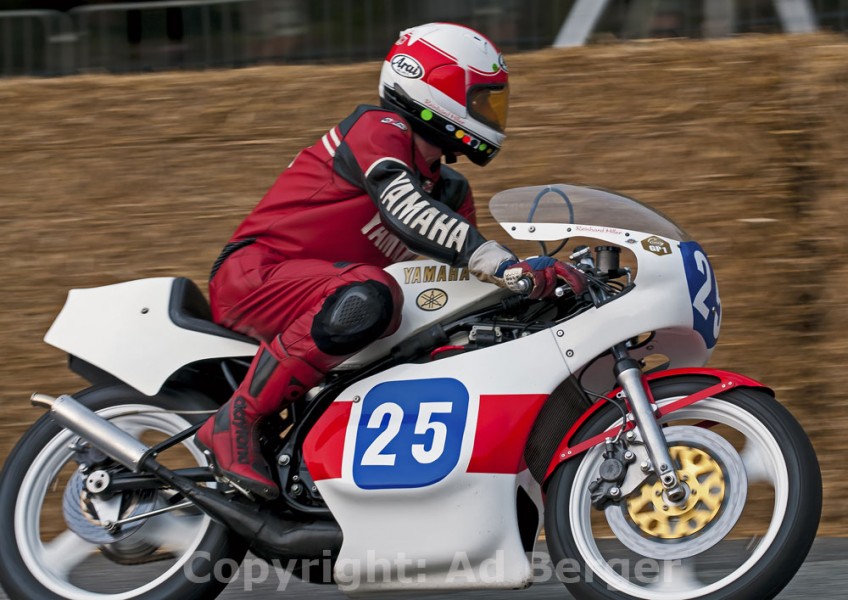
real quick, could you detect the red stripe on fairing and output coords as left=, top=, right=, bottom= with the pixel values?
left=303, top=401, right=353, bottom=481
left=467, top=394, right=549, bottom=474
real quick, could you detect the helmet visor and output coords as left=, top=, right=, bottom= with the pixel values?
left=468, top=85, right=509, bottom=134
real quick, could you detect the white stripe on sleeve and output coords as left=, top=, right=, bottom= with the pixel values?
left=321, top=134, right=336, bottom=157
left=328, top=127, right=341, bottom=147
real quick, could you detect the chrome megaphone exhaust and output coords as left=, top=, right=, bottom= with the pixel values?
left=30, top=392, right=343, bottom=560
left=31, top=393, right=150, bottom=471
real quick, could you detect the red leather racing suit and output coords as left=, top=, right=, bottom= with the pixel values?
left=209, top=104, right=487, bottom=372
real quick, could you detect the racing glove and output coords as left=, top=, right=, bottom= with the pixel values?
left=468, top=240, right=588, bottom=299
left=497, top=256, right=588, bottom=299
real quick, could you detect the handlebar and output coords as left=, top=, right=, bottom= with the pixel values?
left=514, top=277, right=533, bottom=295
left=515, top=274, right=584, bottom=298
left=513, top=245, right=631, bottom=303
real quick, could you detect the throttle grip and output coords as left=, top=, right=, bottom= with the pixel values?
left=514, top=277, right=533, bottom=294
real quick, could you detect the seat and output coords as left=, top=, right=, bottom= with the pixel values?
left=168, top=277, right=258, bottom=345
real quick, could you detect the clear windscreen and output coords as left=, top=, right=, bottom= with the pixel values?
left=489, top=184, right=691, bottom=242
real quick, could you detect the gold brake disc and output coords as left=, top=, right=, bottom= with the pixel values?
left=625, top=445, right=725, bottom=540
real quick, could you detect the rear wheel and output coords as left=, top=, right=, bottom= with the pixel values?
left=545, top=376, right=821, bottom=600
left=0, top=385, right=247, bottom=600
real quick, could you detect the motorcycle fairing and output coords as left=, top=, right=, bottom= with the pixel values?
left=524, top=225, right=721, bottom=391
left=304, top=391, right=549, bottom=483
left=339, top=260, right=505, bottom=368
left=499, top=224, right=716, bottom=393
left=305, top=197, right=742, bottom=592
left=43, top=278, right=259, bottom=395
left=490, top=184, right=721, bottom=392
left=303, top=331, right=566, bottom=593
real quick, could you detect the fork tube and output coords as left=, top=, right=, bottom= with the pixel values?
left=612, top=346, right=686, bottom=503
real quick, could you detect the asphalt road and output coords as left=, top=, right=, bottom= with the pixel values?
left=1, top=538, right=844, bottom=600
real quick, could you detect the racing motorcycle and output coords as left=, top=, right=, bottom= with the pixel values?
left=0, top=184, right=821, bottom=600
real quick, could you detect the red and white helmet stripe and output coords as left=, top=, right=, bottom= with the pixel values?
left=379, top=22, right=509, bottom=166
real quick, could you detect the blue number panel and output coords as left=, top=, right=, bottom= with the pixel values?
left=680, top=241, right=722, bottom=349
left=353, top=378, right=469, bottom=490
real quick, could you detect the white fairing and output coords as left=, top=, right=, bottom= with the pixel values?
left=312, top=185, right=722, bottom=593
left=487, top=185, right=719, bottom=390
left=341, top=260, right=504, bottom=367
left=510, top=222, right=712, bottom=392
left=321, top=332, right=564, bottom=593
left=44, top=278, right=258, bottom=395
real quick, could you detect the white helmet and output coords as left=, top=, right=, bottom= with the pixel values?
left=378, top=22, right=509, bottom=166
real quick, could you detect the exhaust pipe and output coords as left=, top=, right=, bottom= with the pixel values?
left=32, top=393, right=150, bottom=471
left=32, top=393, right=343, bottom=560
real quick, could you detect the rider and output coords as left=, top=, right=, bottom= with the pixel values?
left=196, top=22, right=586, bottom=500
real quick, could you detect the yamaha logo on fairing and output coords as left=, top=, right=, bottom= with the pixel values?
left=416, top=289, right=448, bottom=311
left=391, top=54, right=424, bottom=79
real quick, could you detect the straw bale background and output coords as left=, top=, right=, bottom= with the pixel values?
left=0, top=34, right=846, bottom=533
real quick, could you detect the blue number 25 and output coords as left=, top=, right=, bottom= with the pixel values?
left=681, top=241, right=722, bottom=349
left=352, top=378, right=469, bottom=490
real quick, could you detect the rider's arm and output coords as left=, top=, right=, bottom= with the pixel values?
left=334, top=110, right=513, bottom=271
left=431, top=164, right=478, bottom=227
left=364, top=158, right=485, bottom=266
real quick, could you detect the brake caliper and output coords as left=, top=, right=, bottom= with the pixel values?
left=588, top=438, right=638, bottom=510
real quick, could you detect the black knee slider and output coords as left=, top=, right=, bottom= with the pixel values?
left=311, top=280, right=396, bottom=356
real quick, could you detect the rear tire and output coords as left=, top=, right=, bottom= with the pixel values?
left=0, top=384, right=248, bottom=600
left=545, top=376, right=821, bottom=600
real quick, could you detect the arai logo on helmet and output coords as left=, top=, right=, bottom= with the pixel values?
left=390, top=54, right=424, bottom=79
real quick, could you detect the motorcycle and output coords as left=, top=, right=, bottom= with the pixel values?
left=0, top=184, right=821, bottom=600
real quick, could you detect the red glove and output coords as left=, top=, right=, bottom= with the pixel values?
left=498, top=256, right=588, bottom=300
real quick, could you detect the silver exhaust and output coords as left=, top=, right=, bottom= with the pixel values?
left=31, top=393, right=150, bottom=471
left=31, top=394, right=344, bottom=559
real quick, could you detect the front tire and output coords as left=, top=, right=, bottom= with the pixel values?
left=0, top=384, right=248, bottom=600
left=545, top=376, right=822, bottom=600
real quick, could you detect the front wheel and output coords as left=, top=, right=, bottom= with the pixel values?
left=545, top=376, right=822, bottom=600
left=0, top=384, right=247, bottom=600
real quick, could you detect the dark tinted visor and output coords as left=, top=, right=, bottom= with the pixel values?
left=468, top=84, right=509, bottom=133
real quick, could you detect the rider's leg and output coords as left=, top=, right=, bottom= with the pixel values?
left=195, top=335, right=322, bottom=499
left=198, top=261, right=402, bottom=499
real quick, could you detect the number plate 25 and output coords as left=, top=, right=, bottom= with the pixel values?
left=681, top=241, right=722, bottom=349
left=352, top=378, right=469, bottom=490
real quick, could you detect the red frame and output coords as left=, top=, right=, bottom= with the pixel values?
left=541, top=368, right=771, bottom=482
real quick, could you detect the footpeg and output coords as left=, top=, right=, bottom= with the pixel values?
left=202, top=449, right=264, bottom=500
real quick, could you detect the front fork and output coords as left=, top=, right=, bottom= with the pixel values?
left=612, top=344, right=686, bottom=503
